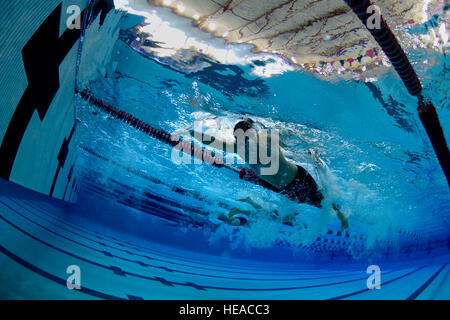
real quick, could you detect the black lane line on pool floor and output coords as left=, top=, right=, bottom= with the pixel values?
left=17, top=197, right=270, bottom=274
left=0, top=200, right=362, bottom=281
left=328, top=265, right=439, bottom=300
left=0, top=245, right=125, bottom=300
left=406, top=263, right=448, bottom=300
left=0, top=200, right=414, bottom=294
left=1, top=199, right=383, bottom=286
left=18, top=197, right=310, bottom=274
left=5, top=198, right=356, bottom=280
left=17, top=197, right=361, bottom=276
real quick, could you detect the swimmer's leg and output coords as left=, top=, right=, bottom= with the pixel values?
left=337, top=211, right=349, bottom=231
left=332, top=203, right=349, bottom=231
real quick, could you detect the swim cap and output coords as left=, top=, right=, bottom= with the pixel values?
left=233, top=118, right=254, bottom=133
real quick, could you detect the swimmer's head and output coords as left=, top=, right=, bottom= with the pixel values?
left=233, top=118, right=254, bottom=135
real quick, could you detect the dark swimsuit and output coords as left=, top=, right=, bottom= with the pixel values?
left=239, top=165, right=324, bottom=208
left=279, top=165, right=323, bottom=208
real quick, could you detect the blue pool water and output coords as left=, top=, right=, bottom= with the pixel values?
left=1, top=5, right=449, bottom=299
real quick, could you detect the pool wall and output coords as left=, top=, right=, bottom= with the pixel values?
left=0, top=0, right=93, bottom=202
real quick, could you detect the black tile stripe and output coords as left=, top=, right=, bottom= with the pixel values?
left=406, top=263, right=448, bottom=300
left=0, top=203, right=188, bottom=293
left=0, top=201, right=393, bottom=292
left=328, top=266, right=425, bottom=300
left=50, top=125, right=76, bottom=197
left=79, top=180, right=206, bottom=226
left=0, top=4, right=84, bottom=180
left=48, top=166, right=62, bottom=197
left=0, top=245, right=124, bottom=300
left=11, top=198, right=280, bottom=276
left=22, top=195, right=212, bottom=265
left=18, top=198, right=336, bottom=276
left=2, top=199, right=371, bottom=282
left=62, top=165, right=75, bottom=200
left=18, top=197, right=150, bottom=250
left=68, top=178, right=78, bottom=201
left=19, top=194, right=417, bottom=278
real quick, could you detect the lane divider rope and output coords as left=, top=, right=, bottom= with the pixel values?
left=77, top=89, right=274, bottom=189
left=344, top=0, right=450, bottom=187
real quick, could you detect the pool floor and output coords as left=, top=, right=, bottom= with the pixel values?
left=0, top=178, right=448, bottom=300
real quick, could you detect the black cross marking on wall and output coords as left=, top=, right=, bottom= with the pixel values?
left=93, top=0, right=115, bottom=27
left=0, top=4, right=84, bottom=180
left=62, top=164, right=74, bottom=199
left=49, top=125, right=76, bottom=197
left=67, top=177, right=77, bottom=200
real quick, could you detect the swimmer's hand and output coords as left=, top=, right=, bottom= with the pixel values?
left=332, top=203, right=349, bottom=231
left=219, top=210, right=249, bottom=226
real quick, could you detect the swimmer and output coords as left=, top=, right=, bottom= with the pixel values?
left=175, top=118, right=349, bottom=230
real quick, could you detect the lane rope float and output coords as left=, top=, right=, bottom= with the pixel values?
left=344, top=0, right=450, bottom=188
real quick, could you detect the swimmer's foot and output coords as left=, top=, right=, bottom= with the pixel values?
left=282, top=214, right=297, bottom=227
left=332, top=203, right=349, bottom=231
